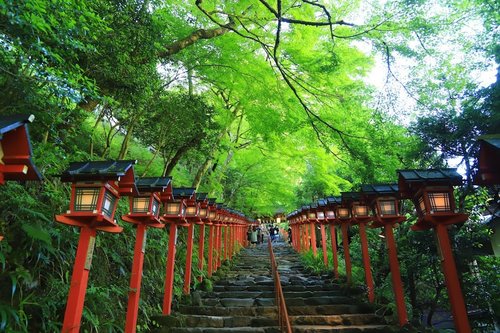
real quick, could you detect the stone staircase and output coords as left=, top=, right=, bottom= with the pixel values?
left=153, top=242, right=400, bottom=333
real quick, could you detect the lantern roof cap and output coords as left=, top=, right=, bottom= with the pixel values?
left=135, top=177, right=171, bottom=193
left=397, top=168, right=463, bottom=198
left=317, top=198, right=327, bottom=207
left=301, top=205, right=310, bottom=211
left=326, top=196, right=341, bottom=205
left=0, top=114, right=35, bottom=137
left=361, top=184, right=399, bottom=195
left=208, top=198, right=217, bottom=204
left=196, top=192, right=208, bottom=201
left=61, top=160, right=137, bottom=182
left=341, top=192, right=361, bottom=201
left=172, top=187, right=196, bottom=199
left=309, top=203, right=318, bottom=209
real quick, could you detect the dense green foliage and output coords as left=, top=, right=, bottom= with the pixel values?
left=0, top=0, right=498, bottom=332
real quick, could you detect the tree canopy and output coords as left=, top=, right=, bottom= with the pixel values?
left=0, top=0, right=498, bottom=331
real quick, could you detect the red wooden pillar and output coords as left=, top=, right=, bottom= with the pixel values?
left=384, top=224, right=408, bottom=326
left=341, top=223, right=352, bottom=283
left=183, top=224, right=195, bottom=294
left=296, top=224, right=301, bottom=252
left=197, top=223, right=205, bottom=282
left=310, top=222, right=317, bottom=257
left=329, top=224, right=339, bottom=279
left=223, top=225, right=229, bottom=260
left=217, top=224, right=222, bottom=268
left=320, top=224, right=328, bottom=267
left=295, top=225, right=301, bottom=252
left=359, top=222, right=375, bottom=303
left=124, top=224, right=147, bottom=333
left=435, top=224, right=471, bottom=333
left=162, top=223, right=177, bottom=315
left=207, top=224, right=214, bottom=277
left=61, top=227, right=97, bottom=333
left=304, top=223, right=310, bottom=251
left=228, top=225, right=232, bottom=258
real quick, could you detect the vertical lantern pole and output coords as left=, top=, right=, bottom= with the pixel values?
left=62, top=226, right=97, bottom=333
left=359, top=222, right=375, bottom=303
left=207, top=224, right=214, bottom=277
left=183, top=223, right=195, bottom=294
left=125, top=223, right=147, bottom=333
left=385, top=224, right=408, bottom=325
left=304, top=222, right=310, bottom=251
left=341, top=223, right=352, bottom=284
left=435, top=223, right=471, bottom=333
left=329, top=224, right=339, bottom=279
left=223, top=224, right=228, bottom=260
left=229, top=224, right=234, bottom=259
left=310, top=222, right=317, bottom=257
left=296, top=224, right=302, bottom=252
left=320, top=224, right=328, bottom=267
left=162, top=222, right=177, bottom=315
left=197, top=223, right=205, bottom=282
left=217, top=224, right=222, bottom=268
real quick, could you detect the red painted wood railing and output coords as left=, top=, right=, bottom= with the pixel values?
left=267, top=238, right=292, bottom=333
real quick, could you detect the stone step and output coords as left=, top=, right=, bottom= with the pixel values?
left=212, top=285, right=275, bottom=292
left=200, top=291, right=273, bottom=298
left=290, top=314, right=383, bottom=326
left=199, top=290, right=345, bottom=300
left=178, top=305, right=277, bottom=317
left=282, top=285, right=343, bottom=292
left=291, top=325, right=397, bottom=333
left=287, top=304, right=375, bottom=316
left=285, top=296, right=355, bottom=306
left=154, top=327, right=281, bottom=333
left=154, top=314, right=278, bottom=328
left=201, top=297, right=275, bottom=307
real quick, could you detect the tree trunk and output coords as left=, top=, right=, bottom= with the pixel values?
left=141, top=147, right=161, bottom=177
left=118, top=122, right=135, bottom=159
left=192, top=157, right=213, bottom=189
left=427, top=285, right=443, bottom=327
left=102, top=122, right=120, bottom=159
left=163, top=144, right=191, bottom=177
left=90, top=107, right=106, bottom=158
left=188, top=68, right=193, bottom=96
left=407, top=268, right=419, bottom=323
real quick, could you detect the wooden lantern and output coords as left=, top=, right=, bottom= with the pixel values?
left=0, top=114, right=42, bottom=184
left=122, top=177, right=171, bottom=228
left=397, top=169, right=467, bottom=230
left=56, top=160, right=137, bottom=233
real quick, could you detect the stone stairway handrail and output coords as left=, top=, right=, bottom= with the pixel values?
left=268, top=239, right=293, bottom=333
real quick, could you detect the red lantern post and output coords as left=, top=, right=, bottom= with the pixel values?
left=398, top=169, right=472, bottom=333
left=206, top=202, right=217, bottom=277
left=342, top=192, right=375, bottom=303
left=161, top=187, right=191, bottom=315
left=306, top=205, right=318, bottom=257
left=316, top=199, right=329, bottom=266
left=0, top=114, right=42, bottom=241
left=122, top=177, right=171, bottom=333
left=195, top=195, right=211, bottom=282
left=337, top=205, right=352, bottom=284
left=326, top=197, right=340, bottom=279
left=362, top=184, right=408, bottom=326
left=179, top=188, right=198, bottom=295
left=56, top=160, right=137, bottom=333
